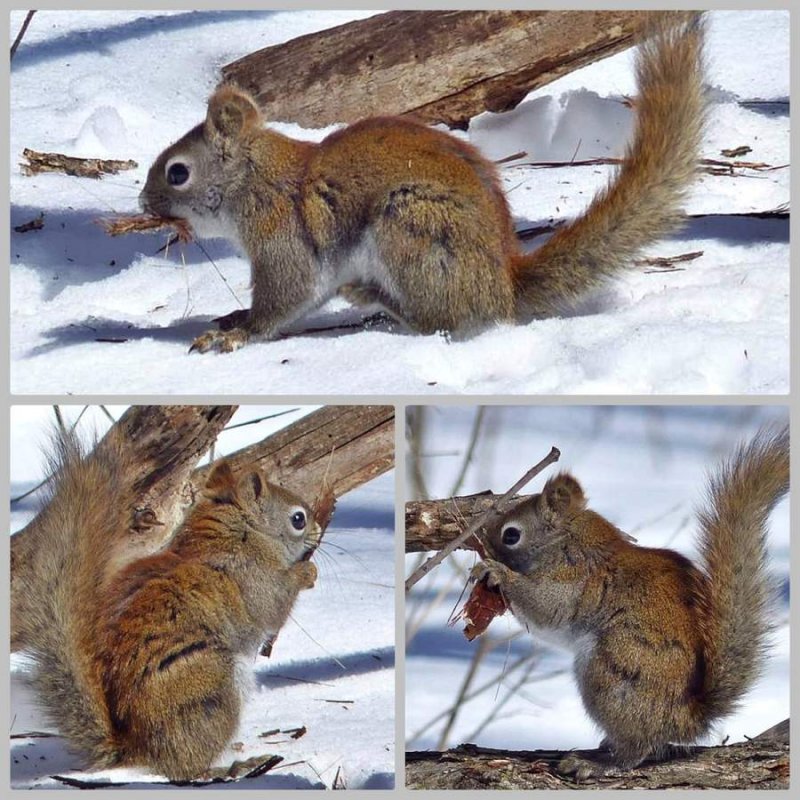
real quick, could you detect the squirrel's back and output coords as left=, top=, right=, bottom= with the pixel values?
left=23, top=432, right=134, bottom=768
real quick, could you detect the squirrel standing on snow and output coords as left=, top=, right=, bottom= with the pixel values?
left=473, top=425, right=789, bottom=776
left=18, top=434, right=320, bottom=781
left=139, top=12, right=706, bottom=353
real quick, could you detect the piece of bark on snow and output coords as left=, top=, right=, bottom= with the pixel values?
left=222, top=10, right=648, bottom=129
left=20, top=148, right=137, bottom=178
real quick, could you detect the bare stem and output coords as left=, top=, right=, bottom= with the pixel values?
left=404, top=446, right=560, bottom=592
left=10, top=11, right=36, bottom=61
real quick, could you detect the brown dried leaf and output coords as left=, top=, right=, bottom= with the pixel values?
left=100, top=214, right=193, bottom=243
left=458, top=575, right=508, bottom=641
left=312, top=487, right=337, bottom=532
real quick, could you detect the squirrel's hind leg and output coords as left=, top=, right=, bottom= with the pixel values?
left=371, top=187, right=515, bottom=335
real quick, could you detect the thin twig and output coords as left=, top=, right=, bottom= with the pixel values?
left=516, top=207, right=789, bottom=242
left=494, top=150, right=528, bottom=165
left=407, top=407, right=431, bottom=501
left=436, top=635, right=491, bottom=749
left=463, top=657, right=539, bottom=741
left=223, top=408, right=300, bottom=431
left=405, top=446, right=560, bottom=592
left=447, top=407, right=486, bottom=498
left=193, top=238, right=246, bottom=308
left=408, top=645, right=529, bottom=743
left=10, top=11, right=36, bottom=61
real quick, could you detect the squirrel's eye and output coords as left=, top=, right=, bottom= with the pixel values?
left=166, top=162, right=190, bottom=186
left=501, top=525, right=522, bottom=547
left=291, top=510, right=307, bottom=532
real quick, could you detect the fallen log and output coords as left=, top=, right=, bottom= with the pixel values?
left=222, top=10, right=649, bottom=129
left=406, top=719, right=790, bottom=789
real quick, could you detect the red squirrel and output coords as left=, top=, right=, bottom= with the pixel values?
left=20, top=434, right=320, bottom=780
left=473, top=425, right=789, bottom=776
left=139, top=12, right=706, bottom=353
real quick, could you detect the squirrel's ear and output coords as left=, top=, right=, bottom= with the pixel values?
left=204, top=460, right=238, bottom=503
left=206, top=85, right=261, bottom=140
left=542, top=472, right=586, bottom=516
left=239, top=467, right=271, bottom=504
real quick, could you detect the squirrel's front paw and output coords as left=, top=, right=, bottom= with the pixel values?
left=189, top=328, right=249, bottom=354
left=293, top=561, right=318, bottom=590
left=470, top=558, right=510, bottom=590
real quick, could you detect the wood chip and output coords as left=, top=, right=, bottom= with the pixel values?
left=259, top=634, right=277, bottom=658
left=720, top=145, right=752, bottom=158
left=13, top=213, right=44, bottom=233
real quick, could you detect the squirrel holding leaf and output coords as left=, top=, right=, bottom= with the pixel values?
left=466, top=425, right=789, bottom=776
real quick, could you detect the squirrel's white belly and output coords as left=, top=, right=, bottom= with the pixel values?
left=326, top=228, right=401, bottom=301
left=512, top=605, right=595, bottom=658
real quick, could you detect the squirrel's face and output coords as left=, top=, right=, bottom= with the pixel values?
left=139, top=86, right=263, bottom=240
left=202, top=460, right=322, bottom=566
left=256, top=480, right=323, bottom=564
left=482, top=473, right=587, bottom=574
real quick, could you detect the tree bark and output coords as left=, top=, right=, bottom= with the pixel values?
left=222, top=10, right=647, bottom=129
left=406, top=720, right=790, bottom=789
left=194, top=404, right=395, bottom=501
left=11, top=405, right=395, bottom=651
left=407, top=493, right=529, bottom=553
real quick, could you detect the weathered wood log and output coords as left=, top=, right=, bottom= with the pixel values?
left=406, top=719, right=790, bottom=789
left=11, top=405, right=236, bottom=651
left=222, top=10, right=648, bottom=129
left=11, top=405, right=395, bottom=652
left=406, top=493, right=529, bottom=553
left=194, top=404, right=395, bottom=502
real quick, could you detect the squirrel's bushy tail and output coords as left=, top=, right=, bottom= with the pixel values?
left=23, top=432, right=132, bottom=768
left=511, top=12, right=706, bottom=317
left=695, top=424, right=789, bottom=723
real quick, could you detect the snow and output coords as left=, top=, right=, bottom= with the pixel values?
left=9, top=406, right=395, bottom=789
left=8, top=9, right=789, bottom=395
left=405, top=406, right=790, bottom=754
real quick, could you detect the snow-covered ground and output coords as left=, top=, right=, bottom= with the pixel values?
left=10, top=406, right=396, bottom=789
left=9, top=10, right=789, bottom=395
left=405, top=406, right=790, bottom=755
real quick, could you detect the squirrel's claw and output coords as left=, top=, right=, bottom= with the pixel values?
left=189, top=328, right=249, bottom=354
left=470, top=558, right=507, bottom=590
